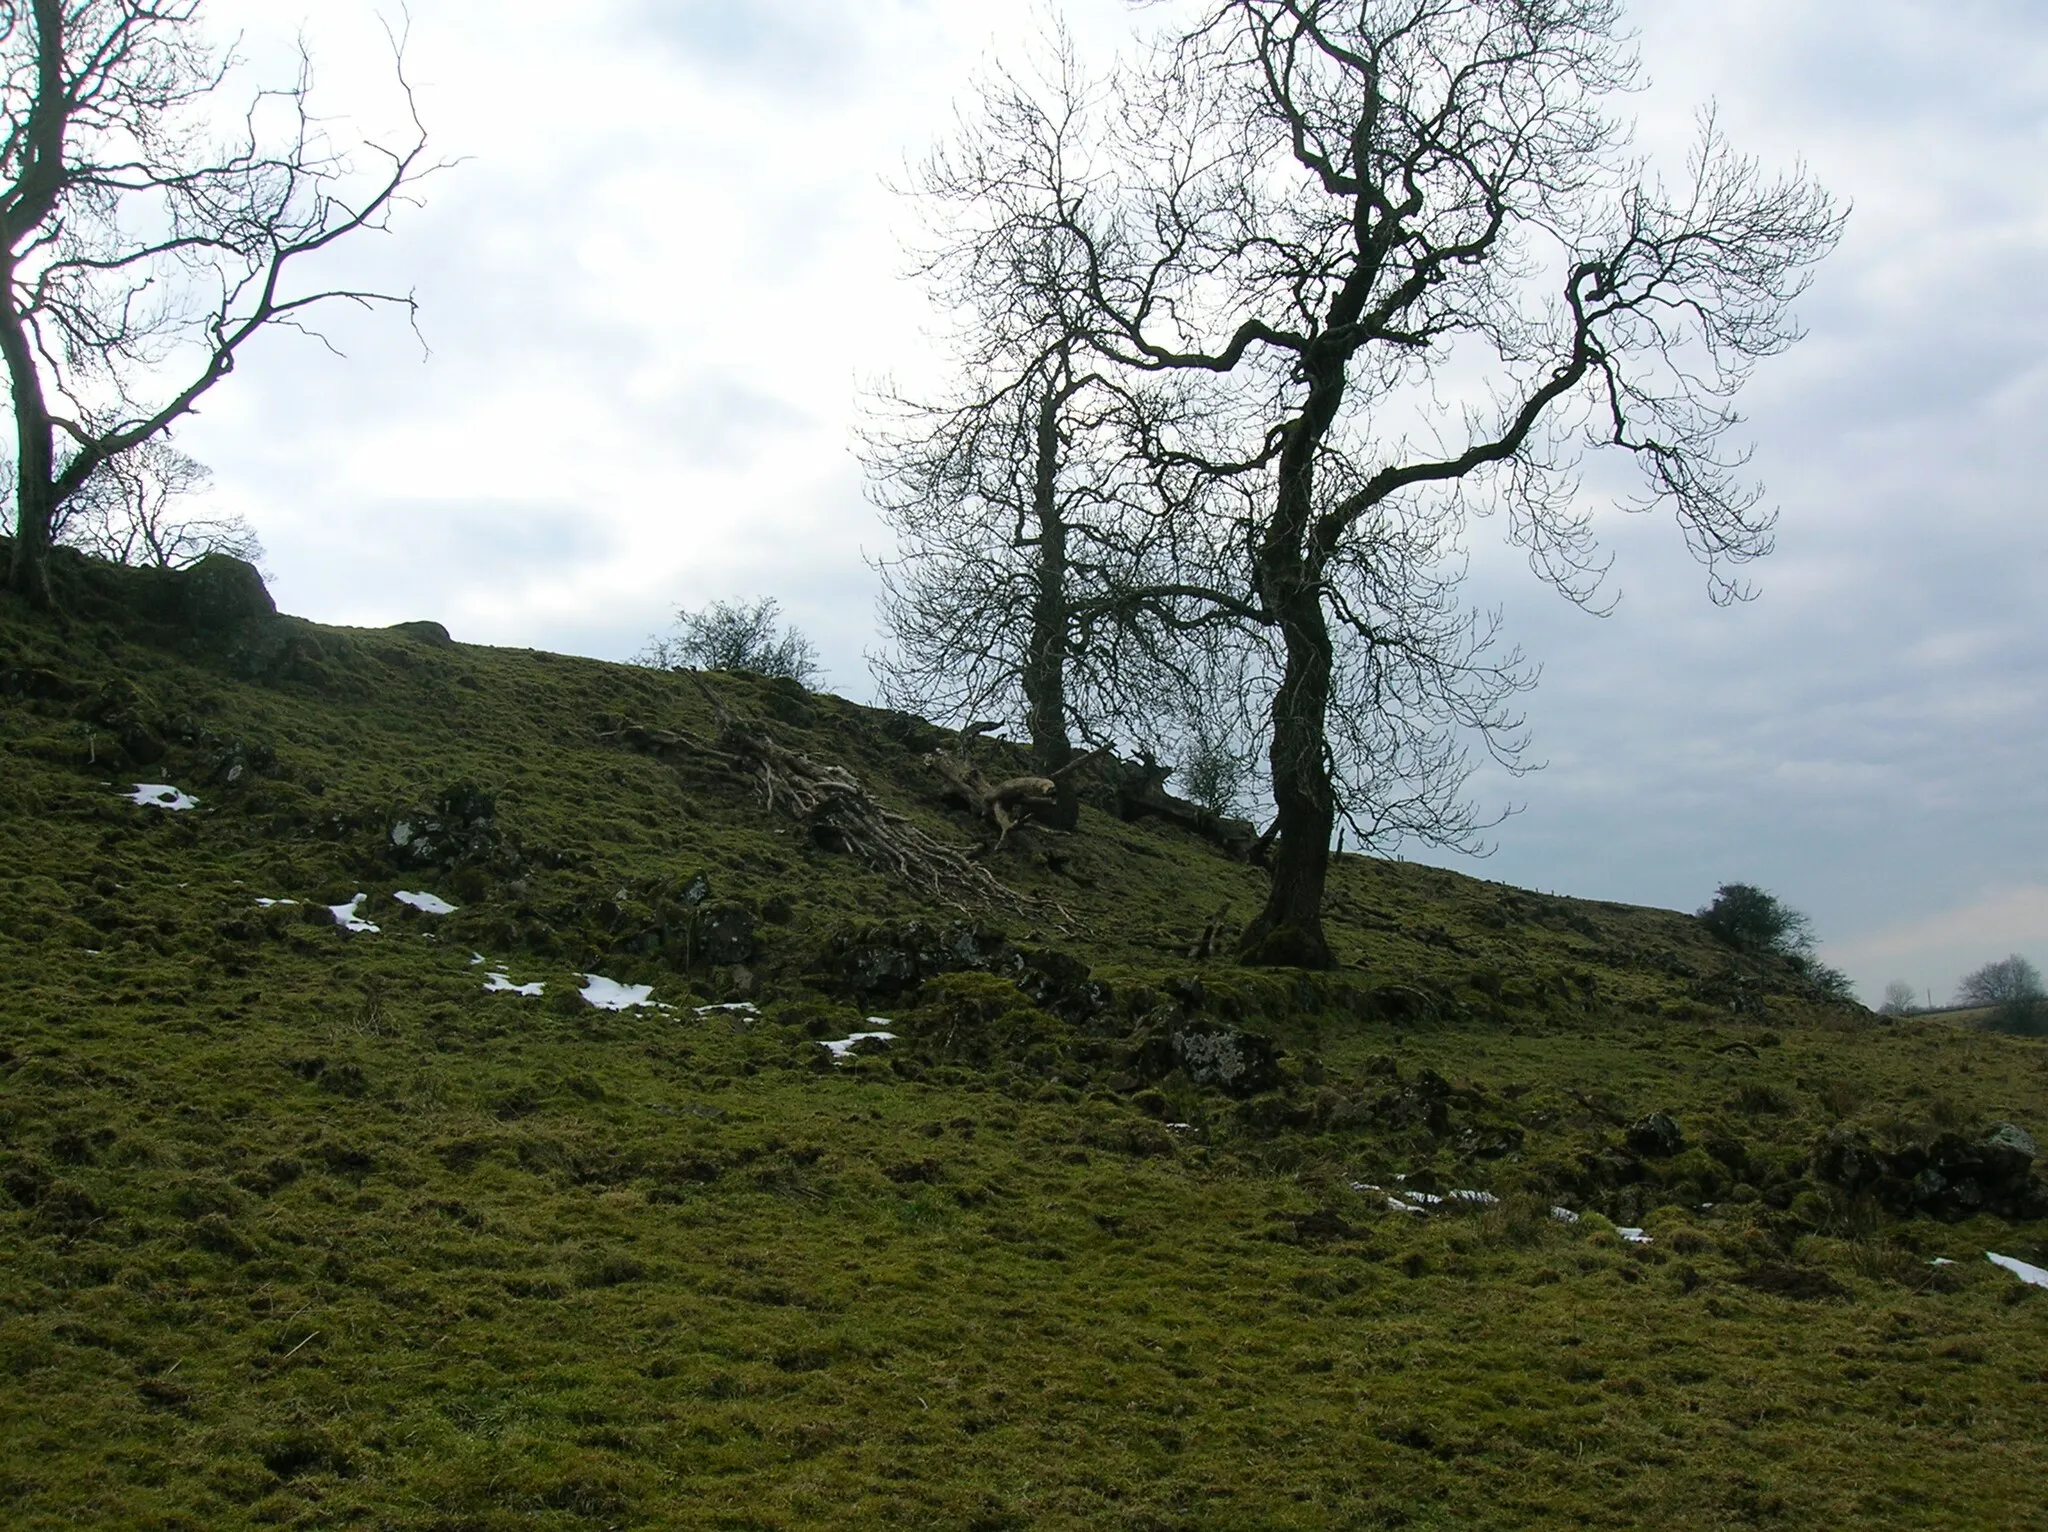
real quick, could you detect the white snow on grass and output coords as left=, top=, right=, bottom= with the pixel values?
left=328, top=894, right=379, bottom=934
left=1449, top=1190, right=1500, bottom=1206
left=484, top=972, right=544, bottom=997
left=470, top=952, right=486, bottom=966
left=1550, top=1207, right=1581, bottom=1224
left=254, top=898, right=297, bottom=907
left=127, top=784, right=197, bottom=811
left=1616, top=1227, right=1652, bottom=1244
left=818, top=1030, right=895, bottom=1061
left=1988, top=1252, right=2048, bottom=1288
left=394, top=890, right=458, bottom=915
left=581, top=974, right=656, bottom=1010
left=693, top=1002, right=760, bottom=1016
left=1386, top=1197, right=1429, bottom=1215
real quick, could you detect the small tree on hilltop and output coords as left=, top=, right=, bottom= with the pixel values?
left=1698, top=883, right=1812, bottom=958
left=1958, top=955, right=2046, bottom=1037
left=1697, top=882, right=1855, bottom=1000
left=1878, top=979, right=1918, bottom=1017
left=637, top=597, right=821, bottom=689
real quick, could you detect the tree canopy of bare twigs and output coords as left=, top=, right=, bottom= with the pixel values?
left=907, top=0, right=1841, bottom=967
left=47, top=434, right=257, bottom=568
left=0, top=0, right=436, bottom=602
left=865, top=39, right=1242, bottom=811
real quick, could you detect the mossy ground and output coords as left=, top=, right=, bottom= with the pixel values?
left=2, top=573, right=2045, bottom=1529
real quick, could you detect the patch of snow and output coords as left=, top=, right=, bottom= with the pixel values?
left=1616, top=1227, right=1652, bottom=1245
left=1930, top=1258, right=1958, bottom=1267
left=469, top=952, right=486, bottom=966
left=254, top=898, right=297, bottom=908
left=818, top=1030, right=895, bottom=1061
left=692, top=1002, right=760, bottom=1016
left=484, top=972, right=544, bottom=997
left=127, top=783, right=197, bottom=811
left=1402, top=1190, right=1445, bottom=1206
left=1550, top=1207, right=1580, bottom=1224
left=581, top=974, right=656, bottom=1010
left=394, top=890, right=458, bottom=915
left=328, top=894, right=379, bottom=934
left=1349, top=1182, right=1383, bottom=1193
left=1988, top=1252, right=2048, bottom=1289
left=1165, top=1122, right=1196, bottom=1133
left=1386, top=1197, right=1429, bottom=1215
left=1450, top=1190, right=1499, bottom=1206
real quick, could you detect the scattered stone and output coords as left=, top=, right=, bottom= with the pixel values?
left=695, top=901, right=756, bottom=966
left=1169, top=1021, right=1283, bottom=1097
left=1812, top=1122, right=2046, bottom=1220
left=1626, top=1112, right=1685, bottom=1158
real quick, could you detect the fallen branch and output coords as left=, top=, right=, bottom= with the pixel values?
left=603, top=700, right=1045, bottom=916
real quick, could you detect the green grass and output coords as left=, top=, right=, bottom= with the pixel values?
left=3, top=562, right=2046, bottom=1529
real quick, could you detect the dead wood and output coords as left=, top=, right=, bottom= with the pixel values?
left=929, top=743, right=1111, bottom=843
left=1105, top=753, right=1262, bottom=861
left=601, top=690, right=1059, bottom=918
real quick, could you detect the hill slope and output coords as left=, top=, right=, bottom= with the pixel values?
left=2, top=552, right=2045, bottom=1530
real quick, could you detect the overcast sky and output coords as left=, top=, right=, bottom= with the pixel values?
left=159, top=0, right=2044, bottom=1006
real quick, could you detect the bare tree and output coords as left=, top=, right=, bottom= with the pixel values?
left=865, top=42, right=1235, bottom=817
left=49, top=435, right=257, bottom=567
left=0, top=1, right=434, bottom=602
left=1878, top=979, right=1917, bottom=1017
left=1010, top=0, right=1842, bottom=965
left=1958, top=955, right=2046, bottom=1035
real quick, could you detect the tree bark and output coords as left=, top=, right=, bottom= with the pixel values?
left=1238, top=355, right=1347, bottom=968
left=1022, top=374, right=1081, bottom=828
left=0, top=251, right=57, bottom=603
left=1238, top=565, right=1337, bottom=967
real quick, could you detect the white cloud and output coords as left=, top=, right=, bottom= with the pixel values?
left=1825, top=887, right=2048, bottom=1004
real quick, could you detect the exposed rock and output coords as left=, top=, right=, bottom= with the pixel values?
left=1812, top=1121, right=2045, bottom=1220
left=695, top=901, right=757, bottom=966
left=177, top=553, right=276, bottom=632
left=1626, top=1112, right=1686, bottom=1158
left=388, top=782, right=516, bottom=872
left=823, top=920, right=1019, bottom=1001
left=1168, top=1021, right=1283, bottom=1097
left=388, top=620, right=453, bottom=646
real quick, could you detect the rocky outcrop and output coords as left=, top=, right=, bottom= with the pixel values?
left=1812, top=1121, right=2047, bottom=1220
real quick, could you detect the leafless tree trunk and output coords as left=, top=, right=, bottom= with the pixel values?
left=0, top=0, right=435, bottom=603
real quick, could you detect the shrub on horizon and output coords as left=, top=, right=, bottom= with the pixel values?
left=636, top=597, right=821, bottom=689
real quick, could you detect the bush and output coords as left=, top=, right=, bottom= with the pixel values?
left=1959, top=955, right=2046, bottom=1036
left=1698, top=883, right=1856, bottom=1002
left=1698, top=883, right=1813, bottom=959
left=635, top=597, right=820, bottom=687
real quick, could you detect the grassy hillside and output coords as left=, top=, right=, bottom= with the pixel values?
left=3, top=551, right=2045, bottom=1530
